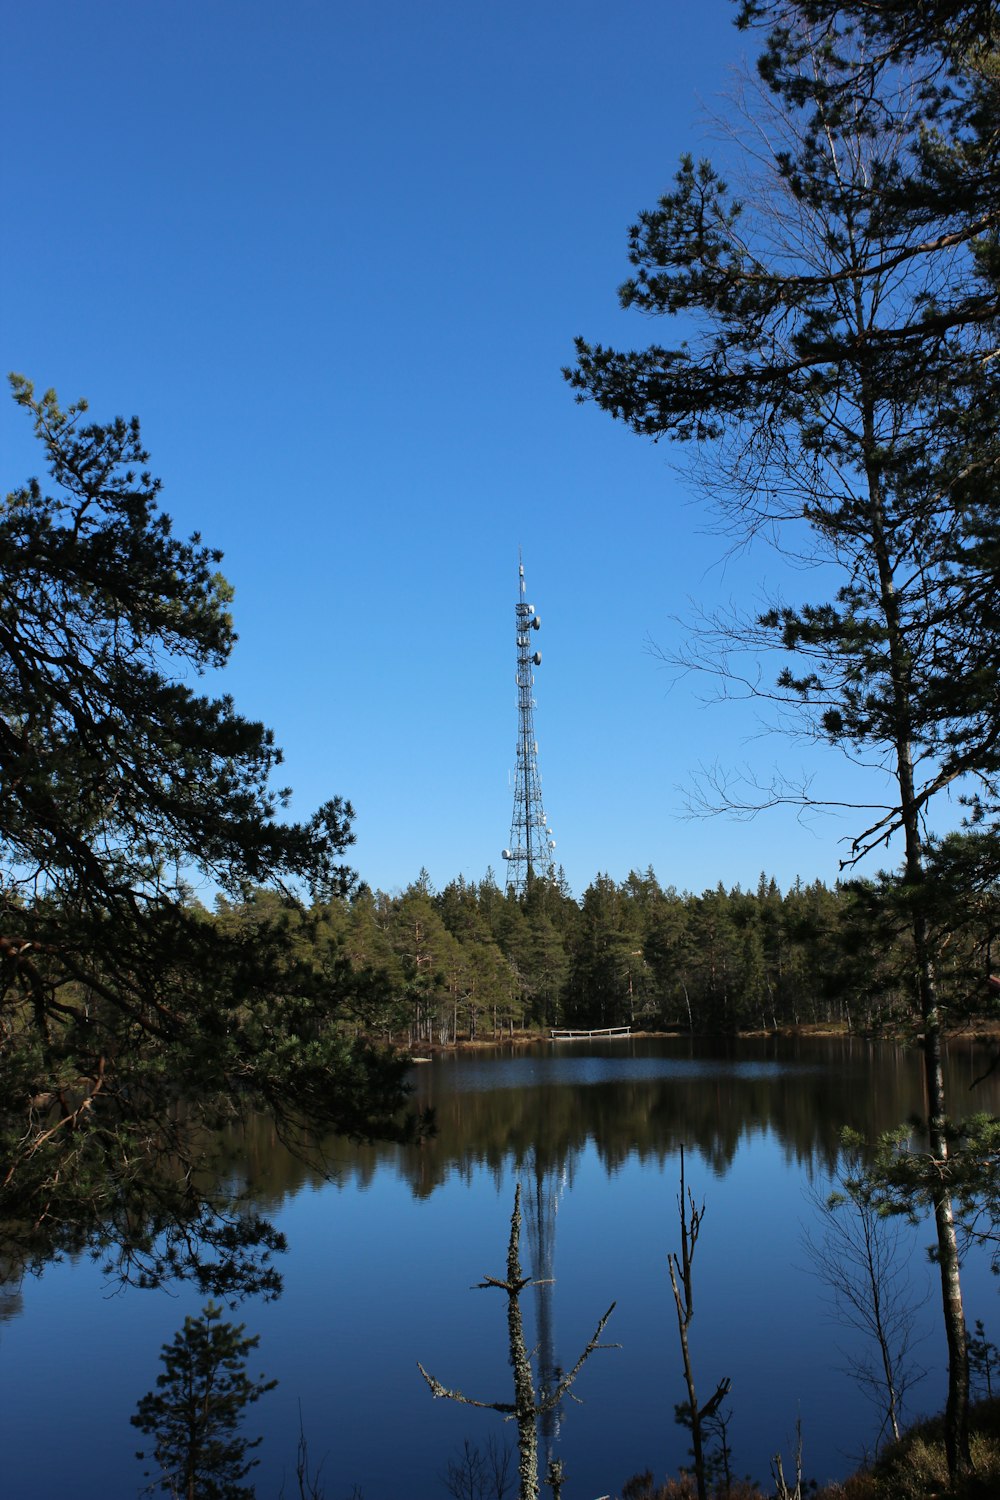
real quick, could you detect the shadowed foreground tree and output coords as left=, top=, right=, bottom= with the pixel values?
left=132, top=1302, right=276, bottom=1500
left=418, top=1184, right=617, bottom=1500
left=737, top=0, right=1000, bottom=88
left=0, top=378, right=415, bottom=1296
left=567, top=4, right=1000, bottom=1478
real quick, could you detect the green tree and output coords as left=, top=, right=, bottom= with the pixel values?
left=436, top=878, right=519, bottom=1038
left=0, top=379, right=413, bottom=1295
left=519, top=906, right=570, bottom=1028
left=687, top=886, right=741, bottom=1034
left=737, top=0, right=1000, bottom=94
left=643, top=888, right=698, bottom=1031
left=780, top=879, right=847, bottom=1027
left=566, top=874, right=638, bottom=1026
left=567, top=10, right=1000, bottom=1475
left=132, top=1302, right=276, bottom=1500
left=484, top=885, right=536, bottom=1031
left=388, top=881, right=464, bottom=1044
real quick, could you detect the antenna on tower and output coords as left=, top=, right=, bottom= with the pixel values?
left=502, top=550, right=556, bottom=897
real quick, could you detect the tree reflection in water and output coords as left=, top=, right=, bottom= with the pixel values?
left=6, top=1035, right=1000, bottom=1500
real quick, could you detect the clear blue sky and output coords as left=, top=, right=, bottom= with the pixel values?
left=2, top=1, right=940, bottom=900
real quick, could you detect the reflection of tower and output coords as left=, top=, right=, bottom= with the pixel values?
left=523, top=1150, right=566, bottom=1470
left=502, top=552, right=556, bottom=898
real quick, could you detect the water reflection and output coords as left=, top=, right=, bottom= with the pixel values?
left=228, top=1034, right=1000, bottom=1211
left=0, top=1284, right=23, bottom=1322
left=5, top=1035, right=1000, bottom=1500
left=217, top=1033, right=1000, bottom=1489
left=523, top=1149, right=569, bottom=1469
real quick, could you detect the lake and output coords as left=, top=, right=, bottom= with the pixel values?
left=3, top=1035, right=1000, bottom=1499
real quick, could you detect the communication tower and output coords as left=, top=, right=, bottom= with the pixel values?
left=502, top=553, right=556, bottom=897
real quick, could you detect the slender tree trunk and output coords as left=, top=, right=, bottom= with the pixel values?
left=668, top=1146, right=708, bottom=1500
left=920, top=951, right=971, bottom=1477
left=892, top=669, right=970, bottom=1474
left=505, top=1192, right=540, bottom=1500
left=842, top=209, right=974, bottom=1471
left=864, top=452, right=972, bottom=1476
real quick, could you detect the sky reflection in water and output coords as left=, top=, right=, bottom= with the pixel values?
left=429, top=1052, right=819, bottom=1091
left=3, top=1037, right=1000, bottom=1500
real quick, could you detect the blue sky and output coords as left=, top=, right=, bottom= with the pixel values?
left=2, top=1, right=939, bottom=900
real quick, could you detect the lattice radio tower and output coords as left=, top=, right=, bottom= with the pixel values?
left=502, top=552, right=556, bottom=897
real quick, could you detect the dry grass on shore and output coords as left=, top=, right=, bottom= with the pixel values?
left=617, top=1399, right=1000, bottom=1500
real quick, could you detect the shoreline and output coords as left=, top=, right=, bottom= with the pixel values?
left=401, top=1019, right=1000, bottom=1058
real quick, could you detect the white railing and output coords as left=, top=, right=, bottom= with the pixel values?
left=549, top=1025, right=632, bottom=1041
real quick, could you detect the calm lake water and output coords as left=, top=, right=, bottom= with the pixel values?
left=3, top=1035, right=1000, bottom=1499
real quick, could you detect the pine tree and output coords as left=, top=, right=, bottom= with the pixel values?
left=567, top=9, right=1000, bottom=1475
left=0, top=380, right=414, bottom=1296
left=132, top=1303, right=276, bottom=1500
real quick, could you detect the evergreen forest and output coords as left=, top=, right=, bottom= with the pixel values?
left=215, top=864, right=1000, bottom=1046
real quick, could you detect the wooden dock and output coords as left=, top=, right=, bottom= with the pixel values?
left=549, top=1025, right=632, bottom=1041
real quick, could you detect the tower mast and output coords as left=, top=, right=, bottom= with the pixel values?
left=502, top=552, right=555, bottom=897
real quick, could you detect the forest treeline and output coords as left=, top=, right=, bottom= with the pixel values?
left=212, top=862, right=1000, bottom=1045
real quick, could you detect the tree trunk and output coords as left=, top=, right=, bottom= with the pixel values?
left=862, top=359, right=973, bottom=1478
left=919, top=957, right=971, bottom=1476
left=505, top=1191, right=540, bottom=1500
